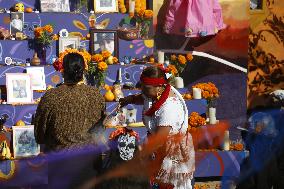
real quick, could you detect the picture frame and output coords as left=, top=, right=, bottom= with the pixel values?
left=10, top=12, right=24, bottom=35
left=40, top=0, right=70, bottom=12
left=90, top=29, right=118, bottom=57
left=26, top=67, right=46, bottom=91
left=12, top=125, right=40, bottom=158
left=59, top=37, right=80, bottom=53
left=250, top=0, right=267, bottom=14
left=6, top=73, right=33, bottom=104
left=94, top=0, right=118, bottom=13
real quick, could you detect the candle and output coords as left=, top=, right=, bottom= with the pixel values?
left=158, top=51, right=164, bottom=64
left=209, top=107, right=216, bottom=118
left=223, top=130, right=230, bottom=151
left=129, top=0, right=135, bottom=17
left=209, top=116, right=217, bottom=124
left=192, top=88, right=202, bottom=99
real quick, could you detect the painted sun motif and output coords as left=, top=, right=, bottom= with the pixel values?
left=130, top=39, right=154, bottom=55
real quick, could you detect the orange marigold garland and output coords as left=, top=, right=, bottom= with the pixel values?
left=109, top=127, right=140, bottom=141
left=53, top=48, right=91, bottom=72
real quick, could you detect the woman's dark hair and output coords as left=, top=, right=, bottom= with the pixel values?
left=141, top=66, right=166, bottom=79
left=63, top=53, right=85, bottom=84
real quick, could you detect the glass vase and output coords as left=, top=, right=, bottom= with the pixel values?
left=37, top=46, right=47, bottom=65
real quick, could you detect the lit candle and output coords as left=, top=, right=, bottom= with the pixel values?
left=158, top=51, right=164, bottom=64
left=223, top=130, right=230, bottom=151
left=129, top=0, right=135, bottom=17
left=192, top=88, right=202, bottom=99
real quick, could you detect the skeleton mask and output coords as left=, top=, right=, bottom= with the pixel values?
left=117, top=133, right=136, bottom=161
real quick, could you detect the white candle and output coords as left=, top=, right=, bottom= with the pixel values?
left=209, top=107, right=216, bottom=118
left=129, top=0, right=135, bottom=14
left=192, top=88, right=202, bottom=99
left=223, top=130, right=230, bottom=151
left=209, top=116, right=217, bottom=124
left=174, top=77, right=184, bottom=88
left=158, top=51, right=164, bottom=64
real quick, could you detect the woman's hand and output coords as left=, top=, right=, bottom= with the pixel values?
left=119, top=96, right=133, bottom=107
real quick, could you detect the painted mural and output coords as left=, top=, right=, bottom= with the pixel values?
left=248, top=0, right=284, bottom=109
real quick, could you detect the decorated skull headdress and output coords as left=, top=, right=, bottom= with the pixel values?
left=109, top=128, right=139, bottom=161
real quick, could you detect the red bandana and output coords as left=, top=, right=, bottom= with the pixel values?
left=140, top=75, right=167, bottom=86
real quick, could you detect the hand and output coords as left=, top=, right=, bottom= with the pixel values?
left=118, top=96, right=132, bottom=107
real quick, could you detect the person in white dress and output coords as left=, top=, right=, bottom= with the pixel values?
left=119, top=66, right=195, bottom=189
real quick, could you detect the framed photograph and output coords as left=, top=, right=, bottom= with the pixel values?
left=6, top=73, right=33, bottom=104
left=10, top=12, right=24, bottom=35
left=90, top=29, right=118, bottom=57
left=40, top=0, right=70, bottom=12
left=26, top=67, right=46, bottom=91
left=250, top=0, right=267, bottom=14
left=94, top=0, right=118, bottom=13
left=12, top=125, right=40, bottom=158
left=59, top=37, right=80, bottom=53
left=250, top=0, right=263, bottom=10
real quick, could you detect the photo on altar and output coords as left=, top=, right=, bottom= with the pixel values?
left=40, top=0, right=70, bottom=12
left=90, top=29, right=118, bottom=57
left=10, top=12, right=24, bottom=36
left=94, top=0, right=118, bottom=13
left=26, top=67, right=46, bottom=91
left=59, top=37, right=80, bottom=53
left=5, top=73, right=33, bottom=104
left=12, top=125, right=40, bottom=158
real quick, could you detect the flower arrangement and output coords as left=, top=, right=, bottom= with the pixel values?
left=134, top=9, right=153, bottom=38
left=34, top=25, right=55, bottom=48
left=109, top=127, right=140, bottom=141
left=167, top=53, right=193, bottom=77
left=192, top=82, right=219, bottom=106
left=53, top=48, right=91, bottom=73
left=188, top=112, right=206, bottom=132
left=230, top=141, right=244, bottom=151
left=89, top=50, right=119, bottom=87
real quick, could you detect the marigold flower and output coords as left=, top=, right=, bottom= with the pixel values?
left=167, top=64, right=178, bottom=76
left=44, top=25, right=53, bottom=33
left=101, top=50, right=111, bottom=59
left=137, top=9, right=145, bottom=18
left=98, top=61, right=108, bottom=71
left=112, top=57, right=119, bottom=64
left=144, top=10, right=153, bottom=19
left=52, top=34, right=59, bottom=40
left=92, top=54, right=104, bottom=62
left=178, top=55, right=187, bottom=64
left=186, top=53, right=193, bottom=61
left=120, top=7, right=127, bottom=13
left=171, top=54, right=177, bottom=61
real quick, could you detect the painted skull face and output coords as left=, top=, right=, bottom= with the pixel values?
left=117, top=133, right=136, bottom=161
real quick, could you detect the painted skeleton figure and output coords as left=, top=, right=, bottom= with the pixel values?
left=117, top=133, right=136, bottom=161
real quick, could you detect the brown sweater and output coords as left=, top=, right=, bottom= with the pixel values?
left=34, top=84, right=105, bottom=151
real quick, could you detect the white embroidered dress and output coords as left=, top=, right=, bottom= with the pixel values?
left=143, top=86, right=195, bottom=189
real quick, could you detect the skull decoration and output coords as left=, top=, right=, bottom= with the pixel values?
left=117, top=133, right=136, bottom=161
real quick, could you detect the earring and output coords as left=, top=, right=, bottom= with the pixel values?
left=157, top=90, right=162, bottom=100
